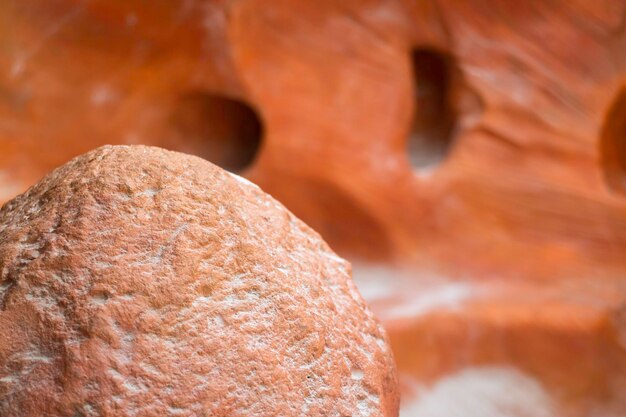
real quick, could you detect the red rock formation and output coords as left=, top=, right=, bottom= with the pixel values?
left=0, top=145, right=399, bottom=416
left=354, top=268, right=626, bottom=416
left=1, top=1, right=625, bottom=415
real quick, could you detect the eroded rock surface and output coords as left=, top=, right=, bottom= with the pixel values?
left=0, top=145, right=399, bottom=417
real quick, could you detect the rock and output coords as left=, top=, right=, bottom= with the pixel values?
left=2, top=2, right=626, bottom=416
left=0, top=0, right=625, bottom=276
left=0, top=145, right=399, bottom=417
left=353, top=267, right=626, bottom=417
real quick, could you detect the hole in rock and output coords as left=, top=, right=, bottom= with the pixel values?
left=197, top=283, right=214, bottom=298
left=601, top=87, right=626, bottom=195
left=408, top=49, right=459, bottom=172
left=163, top=93, right=263, bottom=173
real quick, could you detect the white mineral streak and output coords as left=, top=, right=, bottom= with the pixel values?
left=351, top=264, right=479, bottom=320
left=400, top=367, right=556, bottom=417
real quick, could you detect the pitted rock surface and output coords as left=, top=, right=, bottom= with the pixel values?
left=0, top=145, right=399, bottom=417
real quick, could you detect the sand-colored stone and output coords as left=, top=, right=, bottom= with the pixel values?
left=0, top=145, right=399, bottom=417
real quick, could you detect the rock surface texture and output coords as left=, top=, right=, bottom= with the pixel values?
left=1, top=1, right=626, bottom=416
left=0, top=0, right=625, bottom=274
left=0, top=145, right=399, bottom=417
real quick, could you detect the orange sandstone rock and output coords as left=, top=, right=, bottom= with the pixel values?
left=355, top=269, right=626, bottom=416
left=0, top=145, right=399, bottom=417
left=0, top=0, right=625, bottom=278
left=2, top=1, right=626, bottom=416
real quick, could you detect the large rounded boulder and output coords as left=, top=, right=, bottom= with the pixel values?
left=0, top=145, right=398, bottom=417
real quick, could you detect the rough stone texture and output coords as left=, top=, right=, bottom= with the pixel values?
left=0, top=145, right=399, bottom=417
left=1, top=1, right=626, bottom=416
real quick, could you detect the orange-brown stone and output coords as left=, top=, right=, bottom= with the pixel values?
left=1, top=1, right=626, bottom=416
left=0, top=146, right=399, bottom=417
left=1, top=1, right=625, bottom=276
